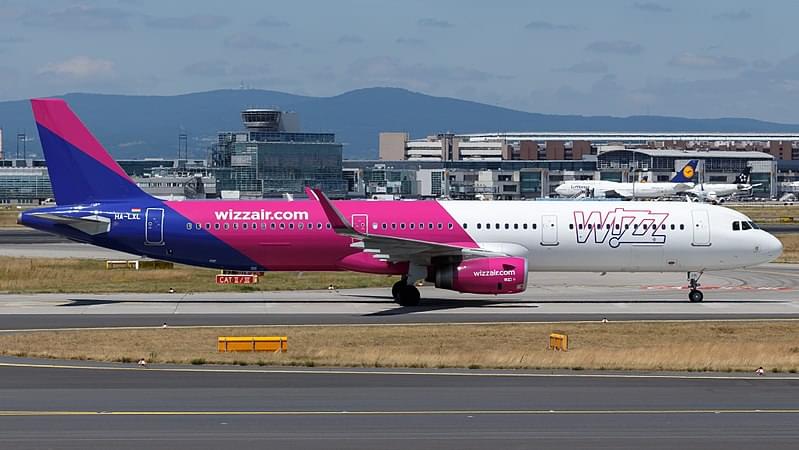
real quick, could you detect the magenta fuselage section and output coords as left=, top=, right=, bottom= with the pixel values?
left=166, top=199, right=476, bottom=272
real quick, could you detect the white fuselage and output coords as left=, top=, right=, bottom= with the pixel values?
left=440, top=201, right=782, bottom=272
left=556, top=180, right=693, bottom=199
left=688, top=183, right=752, bottom=200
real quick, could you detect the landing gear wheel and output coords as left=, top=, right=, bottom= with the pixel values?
left=391, top=280, right=404, bottom=300
left=687, top=271, right=704, bottom=303
left=396, top=285, right=421, bottom=307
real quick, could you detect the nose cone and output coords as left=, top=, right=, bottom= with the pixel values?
left=758, top=232, right=783, bottom=263
left=555, top=185, right=569, bottom=196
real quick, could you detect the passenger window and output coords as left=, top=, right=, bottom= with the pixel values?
left=382, top=223, right=387, bottom=230
left=252, top=222, right=257, bottom=230
left=214, top=223, right=220, bottom=230
left=419, top=223, right=424, bottom=229
left=299, top=223, right=304, bottom=230
left=270, top=223, right=276, bottom=230
left=661, top=224, right=666, bottom=230
left=429, top=223, right=434, bottom=229
left=463, top=223, right=468, bottom=229
left=523, top=224, right=528, bottom=230
left=569, top=224, right=574, bottom=230
left=606, top=224, right=611, bottom=230
left=233, top=223, right=239, bottom=230
left=495, top=223, right=499, bottom=229
left=448, top=223, right=453, bottom=230
left=643, top=225, right=648, bottom=231
left=308, top=222, right=313, bottom=229
left=391, top=223, right=397, bottom=229
left=680, top=224, right=685, bottom=230
left=186, top=223, right=192, bottom=230
left=514, top=223, right=519, bottom=229
left=326, top=224, right=331, bottom=229
left=588, top=224, right=593, bottom=229
left=409, top=223, right=415, bottom=229
left=261, top=223, right=267, bottom=230
left=741, top=221, right=752, bottom=230
left=578, top=224, right=584, bottom=230
left=400, top=223, right=406, bottom=230
left=242, top=223, right=248, bottom=230
left=205, top=223, right=211, bottom=230
left=733, top=221, right=740, bottom=231
left=634, top=224, right=639, bottom=230
left=279, top=223, right=285, bottom=230
left=670, top=224, right=675, bottom=230
left=625, top=224, right=630, bottom=230
left=615, top=224, right=620, bottom=230
left=532, top=224, right=537, bottom=230
left=477, top=223, right=482, bottom=229
left=438, top=223, right=443, bottom=229
left=505, top=224, right=509, bottom=230
left=224, top=223, right=230, bottom=230
left=195, top=223, right=201, bottom=230
left=318, top=223, right=323, bottom=229
left=289, top=223, right=294, bottom=230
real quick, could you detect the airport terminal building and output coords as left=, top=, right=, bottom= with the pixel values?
left=0, top=116, right=795, bottom=204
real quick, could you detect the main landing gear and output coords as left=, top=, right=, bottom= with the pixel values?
left=392, top=277, right=421, bottom=307
left=687, top=271, right=704, bottom=303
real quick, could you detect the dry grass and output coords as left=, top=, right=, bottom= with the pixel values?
left=0, top=209, right=21, bottom=227
left=776, top=233, right=799, bottom=263
left=0, top=256, right=396, bottom=294
left=2, top=321, right=798, bottom=373
left=729, top=205, right=799, bottom=222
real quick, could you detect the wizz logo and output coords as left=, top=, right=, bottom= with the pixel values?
left=573, top=208, right=669, bottom=248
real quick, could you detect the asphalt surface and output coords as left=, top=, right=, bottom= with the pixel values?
left=1, top=359, right=798, bottom=449
left=0, top=264, right=797, bottom=328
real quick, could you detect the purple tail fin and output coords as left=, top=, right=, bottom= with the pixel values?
left=31, top=98, right=151, bottom=205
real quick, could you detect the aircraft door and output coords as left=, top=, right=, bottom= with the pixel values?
left=351, top=214, right=368, bottom=234
left=691, top=210, right=711, bottom=246
left=541, top=214, right=559, bottom=246
left=145, top=207, right=165, bottom=246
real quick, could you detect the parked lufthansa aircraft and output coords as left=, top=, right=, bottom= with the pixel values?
left=19, top=99, right=783, bottom=305
left=555, top=160, right=698, bottom=199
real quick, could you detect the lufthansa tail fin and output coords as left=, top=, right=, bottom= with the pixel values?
left=31, top=98, right=151, bottom=205
left=670, top=159, right=698, bottom=183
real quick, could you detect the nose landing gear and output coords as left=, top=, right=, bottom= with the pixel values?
left=687, top=271, right=704, bottom=302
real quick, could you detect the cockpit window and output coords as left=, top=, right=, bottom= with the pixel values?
left=749, top=221, right=760, bottom=229
left=741, top=221, right=752, bottom=230
left=732, top=221, right=740, bottom=231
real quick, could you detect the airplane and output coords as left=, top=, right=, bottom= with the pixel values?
left=555, top=160, right=698, bottom=199
left=18, top=99, right=783, bottom=306
left=687, top=167, right=760, bottom=203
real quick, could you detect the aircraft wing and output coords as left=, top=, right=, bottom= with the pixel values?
left=305, top=188, right=505, bottom=264
left=29, top=212, right=111, bottom=235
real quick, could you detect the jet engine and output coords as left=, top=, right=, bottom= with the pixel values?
left=431, top=257, right=528, bottom=294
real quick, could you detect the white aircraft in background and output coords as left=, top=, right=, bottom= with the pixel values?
left=687, top=167, right=761, bottom=204
left=555, top=160, right=698, bottom=199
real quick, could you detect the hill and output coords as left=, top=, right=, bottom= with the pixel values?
left=0, top=87, right=797, bottom=159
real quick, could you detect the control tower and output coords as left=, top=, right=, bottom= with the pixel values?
left=241, top=109, right=299, bottom=133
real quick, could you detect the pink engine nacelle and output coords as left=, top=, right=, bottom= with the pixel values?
left=433, top=257, right=528, bottom=295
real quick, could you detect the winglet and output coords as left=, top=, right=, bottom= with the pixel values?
left=305, top=187, right=356, bottom=234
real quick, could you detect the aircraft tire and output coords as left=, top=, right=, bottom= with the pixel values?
left=391, top=280, right=404, bottom=300
left=689, top=289, right=704, bottom=303
left=396, top=285, right=421, bottom=307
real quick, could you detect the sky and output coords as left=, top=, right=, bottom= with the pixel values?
left=1, top=0, right=798, bottom=122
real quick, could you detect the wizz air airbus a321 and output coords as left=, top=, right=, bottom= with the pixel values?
left=19, top=99, right=783, bottom=305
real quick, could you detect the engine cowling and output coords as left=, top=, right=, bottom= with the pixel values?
left=433, top=257, right=528, bottom=294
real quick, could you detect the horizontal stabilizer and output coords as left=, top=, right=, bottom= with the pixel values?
left=30, top=212, right=111, bottom=235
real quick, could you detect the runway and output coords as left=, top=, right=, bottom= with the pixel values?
left=0, top=264, right=797, bottom=329
left=1, top=358, right=798, bottom=449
